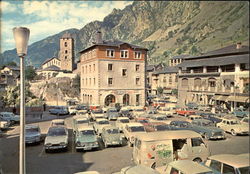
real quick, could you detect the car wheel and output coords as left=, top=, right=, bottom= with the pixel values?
left=45, top=149, right=49, bottom=153
left=231, top=129, right=237, bottom=136
left=193, top=158, right=202, bottom=163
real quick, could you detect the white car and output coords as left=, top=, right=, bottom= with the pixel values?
left=115, top=117, right=130, bottom=132
left=44, top=126, right=69, bottom=152
left=25, top=125, right=41, bottom=144
left=93, top=118, right=111, bottom=135
left=123, top=122, right=146, bottom=147
left=51, top=119, right=65, bottom=127
left=0, top=112, right=20, bottom=124
left=217, top=116, right=249, bottom=136
left=68, top=106, right=77, bottom=115
left=0, top=117, right=9, bottom=130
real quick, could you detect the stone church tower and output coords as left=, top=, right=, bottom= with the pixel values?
left=59, top=33, right=74, bottom=72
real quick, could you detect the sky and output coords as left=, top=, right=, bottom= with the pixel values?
left=0, top=0, right=133, bottom=53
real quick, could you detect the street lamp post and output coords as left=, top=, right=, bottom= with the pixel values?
left=13, top=27, right=30, bottom=174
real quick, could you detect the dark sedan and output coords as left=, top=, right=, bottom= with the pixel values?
left=199, top=112, right=222, bottom=123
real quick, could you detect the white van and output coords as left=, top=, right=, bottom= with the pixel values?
left=132, top=130, right=210, bottom=168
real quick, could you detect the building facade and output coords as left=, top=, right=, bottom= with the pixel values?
left=168, top=55, right=189, bottom=67
left=151, top=66, right=178, bottom=95
left=41, top=57, right=61, bottom=69
left=79, top=35, right=148, bottom=106
left=59, top=33, right=75, bottom=72
left=177, top=43, right=249, bottom=111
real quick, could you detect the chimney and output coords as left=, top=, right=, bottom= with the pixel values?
left=96, top=31, right=103, bottom=44
left=236, top=42, right=242, bottom=49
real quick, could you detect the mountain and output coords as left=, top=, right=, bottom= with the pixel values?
left=1, top=1, right=249, bottom=66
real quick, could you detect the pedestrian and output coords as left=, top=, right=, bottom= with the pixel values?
left=43, top=103, right=46, bottom=111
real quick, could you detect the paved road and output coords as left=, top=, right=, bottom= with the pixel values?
left=0, top=113, right=249, bottom=174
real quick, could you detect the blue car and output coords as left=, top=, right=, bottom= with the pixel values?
left=232, top=108, right=249, bottom=118
left=199, top=112, right=222, bottom=123
left=49, top=106, right=69, bottom=115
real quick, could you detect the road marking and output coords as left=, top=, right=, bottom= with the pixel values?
left=38, top=147, right=45, bottom=157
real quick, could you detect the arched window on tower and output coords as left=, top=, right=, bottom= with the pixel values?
left=64, top=42, right=67, bottom=47
left=65, top=50, right=68, bottom=54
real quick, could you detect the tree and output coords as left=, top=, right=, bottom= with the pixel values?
left=190, top=45, right=199, bottom=55
left=25, top=66, right=37, bottom=81
left=0, top=61, right=17, bottom=69
left=168, top=31, right=174, bottom=38
left=157, top=86, right=164, bottom=96
left=172, top=89, right=178, bottom=96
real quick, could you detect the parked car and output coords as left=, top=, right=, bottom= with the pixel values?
left=51, top=119, right=65, bottom=127
left=132, top=106, right=145, bottom=118
left=232, top=108, right=249, bottom=118
left=48, top=106, right=69, bottom=115
left=205, top=153, right=250, bottom=174
left=91, top=109, right=104, bottom=121
left=186, top=102, right=198, bottom=110
left=199, top=112, right=222, bottom=123
left=176, top=108, right=195, bottom=116
left=198, top=105, right=211, bottom=112
left=119, top=109, right=132, bottom=119
left=105, top=108, right=119, bottom=121
left=133, top=130, right=210, bottom=168
left=144, top=122, right=173, bottom=132
left=187, top=115, right=202, bottom=122
left=73, top=116, right=89, bottom=132
left=93, top=118, right=111, bottom=135
left=76, top=105, right=88, bottom=111
left=101, top=126, right=124, bottom=148
left=149, top=114, right=170, bottom=124
left=74, top=126, right=99, bottom=151
left=156, top=160, right=214, bottom=174
left=217, top=116, right=249, bottom=136
left=169, top=120, right=191, bottom=129
left=0, top=112, right=20, bottom=124
left=113, top=165, right=160, bottom=174
left=68, top=106, right=77, bottom=115
left=157, top=107, right=175, bottom=117
left=123, top=123, right=146, bottom=147
left=25, top=125, right=41, bottom=144
left=191, top=119, right=226, bottom=140
left=44, top=126, right=69, bottom=152
left=135, top=117, right=150, bottom=126
left=0, top=117, right=10, bottom=130
left=76, top=110, right=88, bottom=117
left=115, top=117, right=130, bottom=132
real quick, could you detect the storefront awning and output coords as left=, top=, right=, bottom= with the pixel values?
left=212, top=95, right=221, bottom=100
left=212, top=95, right=229, bottom=101
left=226, top=96, right=249, bottom=103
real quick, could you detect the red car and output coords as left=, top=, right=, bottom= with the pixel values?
left=176, top=108, right=195, bottom=116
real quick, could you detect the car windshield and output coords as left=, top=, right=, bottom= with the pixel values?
left=93, top=110, right=103, bottom=114
left=76, top=105, right=87, bottom=110
left=109, top=109, right=117, bottom=112
left=80, top=130, right=95, bottom=135
left=179, top=122, right=191, bottom=127
left=156, top=125, right=171, bottom=131
left=138, top=120, right=148, bottom=123
left=238, top=167, right=250, bottom=174
left=4, top=113, right=15, bottom=117
left=202, top=121, right=215, bottom=127
left=130, top=126, right=145, bottom=132
left=98, top=121, right=109, bottom=124
left=120, top=119, right=129, bottom=123
left=48, top=128, right=66, bottom=136
left=107, top=129, right=119, bottom=134
left=155, top=116, right=167, bottom=120
left=77, top=120, right=88, bottom=124
left=135, top=109, right=144, bottom=111
left=26, top=128, right=39, bottom=133
left=121, top=110, right=129, bottom=114
left=53, top=122, right=64, bottom=126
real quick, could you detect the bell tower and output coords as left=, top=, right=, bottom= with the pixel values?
left=59, top=33, right=74, bottom=72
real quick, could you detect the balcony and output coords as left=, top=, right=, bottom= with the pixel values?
left=179, top=72, right=220, bottom=77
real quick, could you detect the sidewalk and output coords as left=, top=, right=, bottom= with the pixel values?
left=26, top=111, right=67, bottom=123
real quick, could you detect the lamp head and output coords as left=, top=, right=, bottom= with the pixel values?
left=13, top=27, right=30, bottom=57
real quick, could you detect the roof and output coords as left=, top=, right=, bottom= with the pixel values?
left=42, top=57, right=60, bottom=65
left=42, top=65, right=61, bottom=71
left=3, top=66, right=20, bottom=71
left=178, top=53, right=249, bottom=68
left=77, top=126, right=94, bottom=131
left=136, top=130, right=200, bottom=141
left=208, top=154, right=249, bottom=168
left=170, top=54, right=190, bottom=60
left=153, top=66, right=178, bottom=75
left=79, top=40, right=148, bottom=53
left=126, top=123, right=144, bottom=127
left=167, top=160, right=212, bottom=173
left=146, top=65, right=155, bottom=71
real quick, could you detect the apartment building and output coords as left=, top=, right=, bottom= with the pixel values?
left=168, top=55, right=189, bottom=67
left=79, top=32, right=148, bottom=106
left=41, top=57, right=61, bottom=69
left=177, top=43, right=249, bottom=111
left=151, top=66, right=178, bottom=95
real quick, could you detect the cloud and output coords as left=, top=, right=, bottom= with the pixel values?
left=1, top=1, right=133, bottom=52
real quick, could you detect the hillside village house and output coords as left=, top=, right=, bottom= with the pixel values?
left=0, top=66, right=20, bottom=91
left=151, top=66, right=178, bottom=95
left=79, top=32, right=148, bottom=106
left=177, top=43, right=249, bottom=111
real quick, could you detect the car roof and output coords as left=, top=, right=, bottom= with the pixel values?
left=52, top=119, right=64, bottom=122
left=122, top=165, right=160, bottom=174
left=126, top=123, right=144, bottom=127
left=75, top=117, right=88, bottom=121
left=208, top=154, right=249, bottom=168
left=149, top=122, right=167, bottom=126
left=96, top=118, right=108, bottom=122
left=192, top=119, right=212, bottom=123
left=168, top=160, right=212, bottom=173
left=117, top=117, right=129, bottom=120
left=189, top=115, right=202, bottom=117
left=136, top=130, right=201, bottom=141
left=77, top=126, right=94, bottom=131
left=25, top=125, right=39, bottom=129
left=49, top=126, right=67, bottom=130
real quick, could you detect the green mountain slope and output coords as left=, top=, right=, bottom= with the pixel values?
left=1, top=1, right=249, bottom=66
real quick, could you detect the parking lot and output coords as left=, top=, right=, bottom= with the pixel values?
left=0, top=112, right=249, bottom=174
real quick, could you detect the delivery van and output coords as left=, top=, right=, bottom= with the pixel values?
left=132, top=130, right=210, bottom=169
